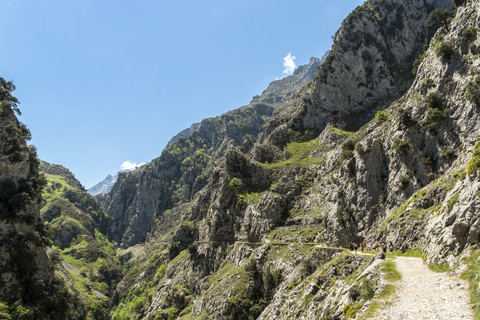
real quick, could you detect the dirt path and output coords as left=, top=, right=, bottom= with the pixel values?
left=373, top=256, right=473, bottom=320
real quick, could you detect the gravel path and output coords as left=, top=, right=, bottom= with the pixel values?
left=373, top=256, right=473, bottom=320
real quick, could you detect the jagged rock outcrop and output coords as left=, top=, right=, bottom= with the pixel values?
left=107, top=1, right=480, bottom=319
left=102, top=95, right=275, bottom=247
left=259, top=0, right=453, bottom=150
left=251, top=56, right=323, bottom=105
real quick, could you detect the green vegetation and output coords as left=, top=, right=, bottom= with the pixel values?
left=332, top=127, right=355, bottom=136
left=413, top=51, right=428, bottom=74
left=343, top=304, right=362, bottom=319
left=467, top=141, right=480, bottom=175
left=341, top=139, right=356, bottom=159
left=239, top=192, right=263, bottom=206
left=465, top=76, right=480, bottom=107
left=423, top=78, right=435, bottom=89
left=461, top=249, right=480, bottom=319
left=223, top=259, right=283, bottom=320
left=263, top=138, right=324, bottom=168
left=375, top=110, right=389, bottom=123
left=452, top=0, right=467, bottom=7
left=426, top=92, right=445, bottom=110
left=266, top=228, right=323, bottom=243
left=447, top=191, right=460, bottom=212
left=228, top=177, right=243, bottom=190
left=0, top=78, right=21, bottom=115
left=392, top=138, right=410, bottom=153
left=381, top=260, right=402, bottom=281
left=41, top=173, right=74, bottom=205
left=428, top=262, right=450, bottom=273
left=392, top=249, right=423, bottom=258
left=436, top=41, right=455, bottom=61
left=462, top=27, right=477, bottom=41
left=425, top=8, right=452, bottom=32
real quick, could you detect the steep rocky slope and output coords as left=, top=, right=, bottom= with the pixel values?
left=4, top=0, right=480, bottom=319
left=40, top=161, right=121, bottom=318
left=103, top=0, right=453, bottom=250
left=103, top=0, right=480, bottom=319
left=0, top=80, right=80, bottom=319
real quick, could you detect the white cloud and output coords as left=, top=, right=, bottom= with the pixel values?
left=120, top=160, right=145, bottom=171
left=283, top=52, right=296, bottom=75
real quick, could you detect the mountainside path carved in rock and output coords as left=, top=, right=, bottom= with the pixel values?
left=373, top=256, right=473, bottom=320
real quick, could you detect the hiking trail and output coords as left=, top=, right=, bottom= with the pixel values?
left=372, top=256, right=473, bottom=320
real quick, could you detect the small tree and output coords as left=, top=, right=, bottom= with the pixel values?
left=452, top=0, right=467, bottom=7
left=426, top=92, right=445, bottom=109
left=228, top=177, right=243, bottom=191
left=436, top=41, right=455, bottom=61
left=425, top=8, right=452, bottom=32
left=0, top=78, right=20, bottom=115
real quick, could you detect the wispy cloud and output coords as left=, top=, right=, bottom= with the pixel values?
left=283, top=52, right=296, bottom=75
left=120, top=160, right=145, bottom=171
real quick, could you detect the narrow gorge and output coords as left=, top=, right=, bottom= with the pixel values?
left=2, top=0, right=480, bottom=319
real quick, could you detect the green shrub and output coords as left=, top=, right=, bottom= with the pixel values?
left=398, top=109, right=416, bottom=127
left=392, top=138, right=410, bottom=153
left=463, top=27, right=478, bottom=42
left=423, top=78, right=435, bottom=89
left=452, top=0, right=467, bottom=7
left=465, top=76, right=480, bottom=107
left=470, top=43, right=478, bottom=54
left=467, top=141, right=480, bottom=175
left=426, top=92, right=444, bottom=109
left=228, top=178, right=243, bottom=191
left=375, top=110, right=389, bottom=123
left=425, top=8, right=452, bottom=32
left=430, top=108, right=448, bottom=122
left=359, top=280, right=375, bottom=300
left=413, top=51, right=427, bottom=74
left=436, top=41, right=455, bottom=61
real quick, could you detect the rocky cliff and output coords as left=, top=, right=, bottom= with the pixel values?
left=5, top=0, right=480, bottom=319
left=104, top=0, right=480, bottom=319
left=0, top=80, right=80, bottom=319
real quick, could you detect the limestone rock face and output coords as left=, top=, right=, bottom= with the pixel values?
left=0, top=82, right=80, bottom=318
left=105, top=1, right=480, bottom=319
left=261, top=0, right=454, bottom=148
left=0, top=92, right=52, bottom=299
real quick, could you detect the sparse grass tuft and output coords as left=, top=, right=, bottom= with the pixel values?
left=428, top=262, right=450, bottom=273
left=381, top=260, right=402, bottom=281
left=461, top=249, right=480, bottom=319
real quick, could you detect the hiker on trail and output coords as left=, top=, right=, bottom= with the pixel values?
left=360, top=242, right=364, bottom=253
left=350, top=241, right=354, bottom=252
left=388, top=241, right=394, bottom=254
left=354, top=242, right=358, bottom=254
left=382, top=243, right=387, bottom=253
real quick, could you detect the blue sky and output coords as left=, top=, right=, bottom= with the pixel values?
left=1, top=0, right=364, bottom=188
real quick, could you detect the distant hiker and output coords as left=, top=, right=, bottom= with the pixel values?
left=360, top=242, right=364, bottom=253
left=350, top=241, right=354, bottom=252
left=388, top=241, right=394, bottom=254
left=382, top=243, right=387, bottom=253
left=354, top=242, right=358, bottom=254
